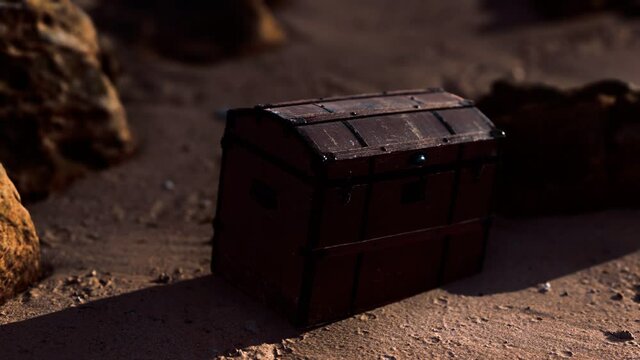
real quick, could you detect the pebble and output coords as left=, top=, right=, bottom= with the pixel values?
left=358, top=313, right=377, bottom=321
left=611, top=292, right=624, bottom=301
left=163, top=180, right=176, bottom=191
left=538, top=282, right=551, bottom=294
left=112, top=205, right=126, bottom=221
left=199, top=198, right=213, bottom=209
left=26, top=289, right=40, bottom=300
left=152, top=273, right=171, bottom=284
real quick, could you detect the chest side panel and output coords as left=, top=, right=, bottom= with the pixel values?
left=228, top=111, right=317, bottom=177
left=214, top=143, right=313, bottom=315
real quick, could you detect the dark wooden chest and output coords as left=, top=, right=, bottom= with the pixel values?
left=212, top=89, right=504, bottom=326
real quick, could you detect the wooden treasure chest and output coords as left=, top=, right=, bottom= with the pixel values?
left=212, top=89, right=504, bottom=326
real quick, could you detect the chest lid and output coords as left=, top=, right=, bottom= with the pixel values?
left=229, top=89, right=503, bottom=179
left=266, top=88, right=500, bottom=157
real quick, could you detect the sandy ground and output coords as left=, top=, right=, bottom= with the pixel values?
left=1, top=0, right=640, bottom=359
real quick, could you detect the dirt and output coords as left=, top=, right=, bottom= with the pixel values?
left=0, top=0, right=639, bottom=359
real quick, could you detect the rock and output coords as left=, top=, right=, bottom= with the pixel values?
left=610, top=292, right=624, bottom=301
left=152, top=272, right=171, bottom=285
left=477, top=79, right=640, bottom=215
left=0, top=163, right=40, bottom=303
left=538, top=282, right=551, bottom=294
left=163, top=180, right=176, bottom=191
left=0, top=0, right=134, bottom=201
left=87, top=0, right=287, bottom=63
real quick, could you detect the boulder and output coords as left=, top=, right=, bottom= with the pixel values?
left=477, top=79, right=640, bottom=215
left=0, top=163, right=40, bottom=303
left=86, top=0, right=287, bottom=63
left=0, top=0, right=134, bottom=201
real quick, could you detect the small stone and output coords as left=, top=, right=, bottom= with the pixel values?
left=112, top=205, right=126, bottom=222
left=358, top=313, right=377, bottom=321
left=605, top=330, right=635, bottom=342
left=163, top=180, right=176, bottom=191
left=429, top=335, right=442, bottom=343
left=611, top=292, right=624, bottom=301
left=560, top=291, right=569, bottom=297
left=88, top=270, right=98, bottom=277
left=152, top=273, right=171, bottom=284
left=25, top=288, right=40, bottom=300
left=538, top=282, right=552, bottom=293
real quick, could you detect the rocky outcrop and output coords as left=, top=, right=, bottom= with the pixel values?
left=478, top=80, right=640, bottom=215
left=85, top=0, right=287, bottom=63
left=0, top=0, right=134, bottom=200
left=0, top=163, right=40, bottom=303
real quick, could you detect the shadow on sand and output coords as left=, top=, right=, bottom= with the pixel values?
left=0, top=276, right=298, bottom=360
left=1, top=211, right=638, bottom=359
left=446, top=209, right=640, bottom=296
left=479, top=0, right=639, bottom=31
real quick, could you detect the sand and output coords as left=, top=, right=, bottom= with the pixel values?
left=0, top=0, right=639, bottom=359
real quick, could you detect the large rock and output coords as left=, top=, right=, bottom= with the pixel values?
left=477, top=80, right=640, bottom=215
left=85, top=0, right=287, bottom=63
left=0, top=0, right=134, bottom=200
left=0, top=163, right=40, bottom=303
